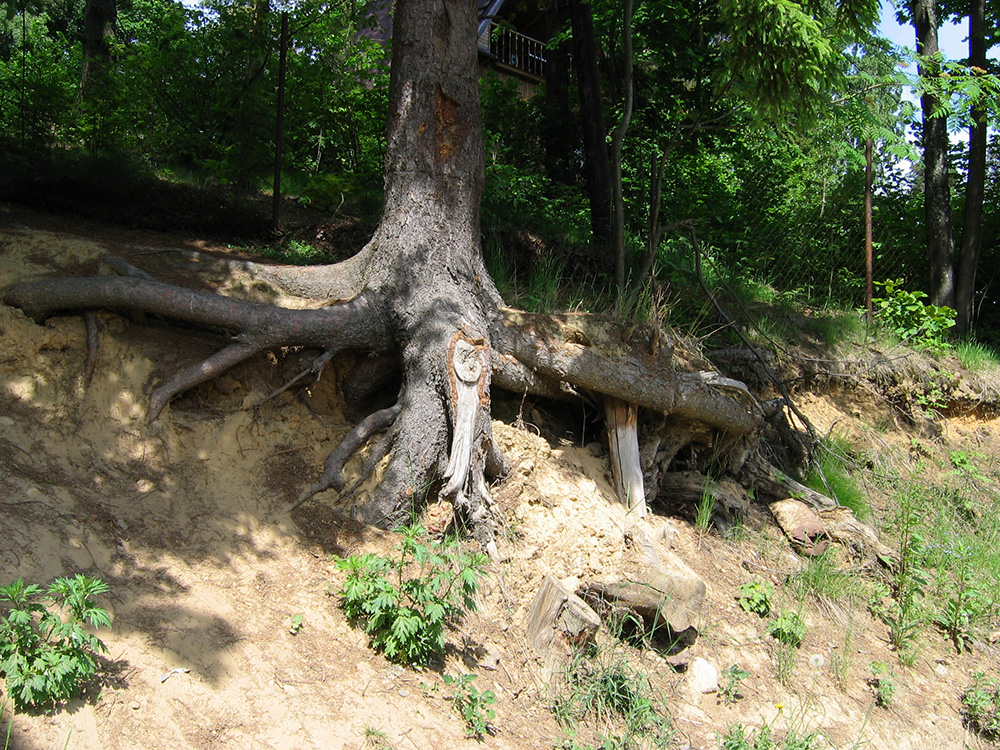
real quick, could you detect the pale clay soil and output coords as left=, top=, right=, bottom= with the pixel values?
left=1, top=205, right=999, bottom=750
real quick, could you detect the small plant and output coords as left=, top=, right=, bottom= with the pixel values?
left=335, top=525, right=487, bottom=666
left=289, top=613, right=305, bottom=635
left=695, top=484, right=716, bottom=533
left=933, top=542, right=986, bottom=653
left=443, top=672, right=496, bottom=739
left=737, top=581, right=774, bottom=618
left=721, top=723, right=774, bottom=750
left=719, top=665, right=750, bottom=705
left=868, top=662, right=896, bottom=708
left=962, top=672, right=1000, bottom=741
left=872, top=278, right=955, bottom=350
left=883, top=482, right=929, bottom=663
left=767, top=610, right=806, bottom=648
left=0, top=575, right=112, bottom=711
left=363, top=724, right=394, bottom=749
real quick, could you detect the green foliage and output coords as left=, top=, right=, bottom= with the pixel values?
left=736, top=581, right=774, bottom=618
left=443, top=673, right=496, bottom=739
left=868, top=661, right=896, bottom=708
left=719, top=665, right=750, bottom=706
left=963, top=672, right=1000, bottom=741
left=335, top=526, right=487, bottom=666
left=767, top=610, right=805, bottom=648
left=872, top=279, right=956, bottom=349
left=0, top=575, right=112, bottom=711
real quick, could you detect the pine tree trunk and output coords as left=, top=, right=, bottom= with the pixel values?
left=914, top=0, right=955, bottom=309
left=955, top=0, right=987, bottom=335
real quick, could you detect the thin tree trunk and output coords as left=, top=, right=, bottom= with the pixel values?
left=610, top=0, right=635, bottom=299
left=571, top=0, right=612, bottom=248
left=542, top=0, right=575, bottom=184
left=914, top=0, right=955, bottom=309
left=865, top=136, right=874, bottom=322
left=955, top=0, right=987, bottom=335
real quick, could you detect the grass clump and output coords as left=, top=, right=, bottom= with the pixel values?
left=335, top=525, right=487, bottom=666
left=0, top=575, right=112, bottom=711
left=805, top=437, right=869, bottom=520
left=552, top=646, right=674, bottom=750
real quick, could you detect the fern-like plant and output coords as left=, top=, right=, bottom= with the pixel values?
left=0, top=575, right=112, bottom=711
left=336, top=526, right=487, bottom=666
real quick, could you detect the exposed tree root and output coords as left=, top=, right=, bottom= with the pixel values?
left=291, top=403, right=402, bottom=512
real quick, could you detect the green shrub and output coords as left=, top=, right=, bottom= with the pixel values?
left=872, top=279, right=955, bottom=349
left=335, top=526, right=487, bottom=666
left=0, top=575, right=112, bottom=711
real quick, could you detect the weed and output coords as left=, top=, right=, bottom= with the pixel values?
left=736, top=581, right=774, bottom=618
left=719, top=665, right=750, bottom=705
left=363, top=724, right=394, bottom=749
left=552, top=647, right=674, bottom=750
left=767, top=611, right=805, bottom=648
left=868, top=662, right=896, bottom=708
left=830, top=618, right=854, bottom=690
left=962, top=672, right=1000, bottom=741
left=932, top=539, right=986, bottom=653
left=884, top=483, right=928, bottom=663
left=335, top=526, right=487, bottom=666
left=805, top=437, right=869, bottom=520
left=443, top=673, right=496, bottom=739
left=787, top=551, right=852, bottom=604
left=954, top=339, right=1000, bottom=372
left=695, top=483, right=716, bottom=533
left=0, top=575, right=112, bottom=711
left=289, top=614, right=305, bottom=635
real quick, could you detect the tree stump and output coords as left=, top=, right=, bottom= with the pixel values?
left=526, top=576, right=601, bottom=680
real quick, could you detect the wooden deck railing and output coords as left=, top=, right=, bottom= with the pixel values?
left=479, top=22, right=547, bottom=81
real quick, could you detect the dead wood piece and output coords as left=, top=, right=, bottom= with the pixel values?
left=581, top=523, right=705, bottom=636
left=741, top=454, right=838, bottom=510
left=527, top=576, right=601, bottom=680
left=604, top=395, right=646, bottom=516
left=769, top=499, right=896, bottom=564
left=656, top=471, right=750, bottom=530
left=769, top=499, right=831, bottom=556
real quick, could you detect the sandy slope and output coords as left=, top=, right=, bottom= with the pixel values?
left=1, top=208, right=998, bottom=750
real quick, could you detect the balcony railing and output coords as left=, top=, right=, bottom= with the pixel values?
left=479, top=22, right=547, bottom=81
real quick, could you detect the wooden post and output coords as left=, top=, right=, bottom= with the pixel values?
left=604, top=395, right=646, bottom=516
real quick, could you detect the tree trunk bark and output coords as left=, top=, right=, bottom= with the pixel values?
left=955, top=0, right=987, bottom=335
left=79, top=0, right=116, bottom=100
left=571, top=0, right=613, bottom=249
left=2, top=0, right=774, bottom=548
left=914, top=0, right=955, bottom=309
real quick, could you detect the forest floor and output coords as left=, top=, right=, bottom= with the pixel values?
left=1, top=202, right=1000, bottom=750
